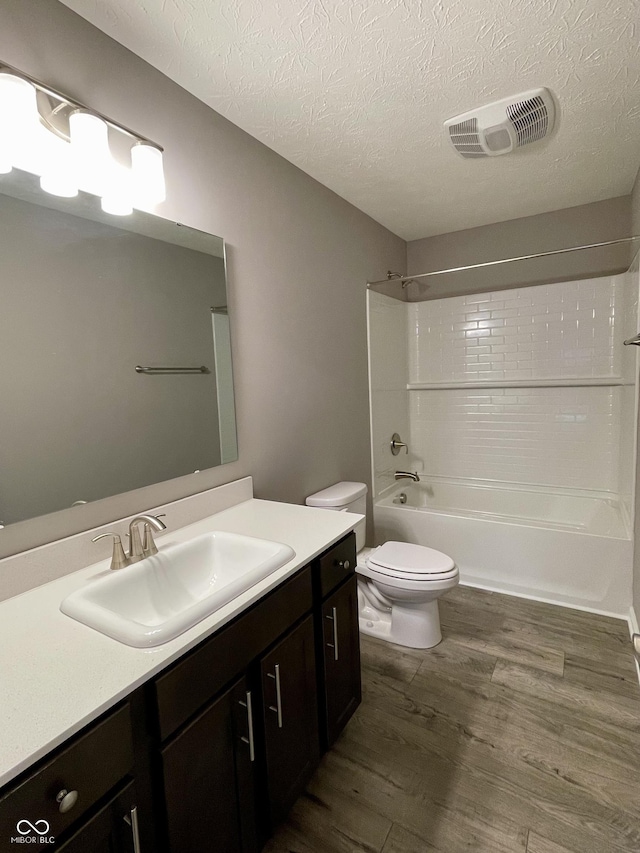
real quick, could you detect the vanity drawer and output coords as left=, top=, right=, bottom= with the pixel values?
left=0, top=703, right=133, bottom=842
left=155, top=566, right=313, bottom=740
left=315, top=533, right=357, bottom=599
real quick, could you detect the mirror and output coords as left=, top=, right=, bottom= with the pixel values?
left=0, top=168, right=238, bottom=526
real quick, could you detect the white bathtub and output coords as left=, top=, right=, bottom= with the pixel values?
left=373, top=478, right=633, bottom=617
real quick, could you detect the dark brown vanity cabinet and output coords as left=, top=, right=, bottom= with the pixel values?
left=260, top=615, right=319, bottom=824
left=160, top=676, right=257, bottom=853
left=314, top=533, right=362, bottom=749
left=320, top=575, right=361, bottom=747
left=0, top=703, right=136, bottom=853
left=151, top=566, right=319, bottom=852
left=56, top=782, right=139, bottom=853
left=0, top=535, right=361, bottom=853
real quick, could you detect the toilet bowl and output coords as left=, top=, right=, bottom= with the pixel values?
left=357, top=541, right=458, bottom=648
left=305, top=482, right=458, bottom=649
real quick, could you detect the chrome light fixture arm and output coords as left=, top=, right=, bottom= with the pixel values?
left=0, top=60, right=163, bottom=149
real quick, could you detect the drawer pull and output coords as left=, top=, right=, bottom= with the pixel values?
left=267, top=664, right=283, bottom=728
left=338, top=559, right=351, bottom=570
left=124, top=806, right=142, bottom=853
left=326, top=606, right=339, bottom=661
left=238, top=690, right=256, bottom=762
left=56, top=789, right=78, bottom=814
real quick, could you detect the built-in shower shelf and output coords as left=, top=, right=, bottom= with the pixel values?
left=407, top=377, right=633, bottom=390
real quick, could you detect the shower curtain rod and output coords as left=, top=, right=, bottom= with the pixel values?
left=366, top=236, right=640, bottom=288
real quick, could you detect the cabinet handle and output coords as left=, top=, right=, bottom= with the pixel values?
left=337, top=559, right=351, bottom=570
left=325, top=606, right=339, bottom=661
left=55, top=789, right=78, bottom=814
left=267, top=663, right=283, bottom=728
left=123, top=806, right=142, bottom=853
left=238, top=690, right=256, bottom=762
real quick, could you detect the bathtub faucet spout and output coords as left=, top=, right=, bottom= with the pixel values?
left=395, top=471, right=420, bottom=482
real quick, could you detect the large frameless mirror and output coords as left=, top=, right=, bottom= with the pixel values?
left=0, top=167, right=238, bottom=527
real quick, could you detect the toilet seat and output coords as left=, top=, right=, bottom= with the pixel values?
left=360, top=541, right=458, bottom=585
left=369, top=541, right=455, bottom=576
left=358, top=561, right=458, bottom=590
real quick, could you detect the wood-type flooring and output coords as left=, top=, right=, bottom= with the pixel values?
left=265, top=585, right=640, bottom=853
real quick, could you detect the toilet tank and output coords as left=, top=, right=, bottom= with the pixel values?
left=305, top=482, right=368, bottom=552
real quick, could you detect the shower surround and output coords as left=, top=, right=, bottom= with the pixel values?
left=367, top=267, right=639, bottom=618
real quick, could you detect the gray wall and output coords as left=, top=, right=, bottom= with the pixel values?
left=0, top=0, right=405, bottom=557
left=406, top=197, right=633, bottom=300
left=632, top=168, right=640, bottom=622
left=633, top=169, right=640, bottom=237
left=0, top=192, right=227, bottom=524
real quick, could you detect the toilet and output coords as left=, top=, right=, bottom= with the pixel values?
left=306, top=481, right=458, bottom=649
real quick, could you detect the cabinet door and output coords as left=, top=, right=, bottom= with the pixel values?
left=56, top=782, right=137, bottom=853
left=160, top=676, right=257, bottom=853
left=322, top=575, right=362, bottom=747
left=261, top=615, right=319, bottom=825
left=0, top=704, right=133, bottom=846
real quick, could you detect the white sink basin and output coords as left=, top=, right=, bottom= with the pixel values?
left=60, top=531, right=295, bottom=647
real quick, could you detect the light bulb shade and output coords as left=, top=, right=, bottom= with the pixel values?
left=0, top=72, right=42, bottom=174
left=101, top=194, right=133, bottom=216
left=38, top=128, right=78, bottom=198
left=101, top=163, right=133, bottom=216
left=40, top=174, right=78, bottom=197
left=0, top=68, right=166, bottom=215
left=131, top=143, right=165, bottom=207
left=0, top=73, right=38, bottom=125
left=69, top=110, right=111, bottom=197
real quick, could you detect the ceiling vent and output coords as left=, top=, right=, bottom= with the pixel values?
left=445, top=89, right=556, bottom=158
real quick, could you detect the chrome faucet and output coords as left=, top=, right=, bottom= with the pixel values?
left=394, top=471, right=420, bottom=482
left=92, top=513, right=167, bottom=570
left=128, top=515, right=167, bottom=562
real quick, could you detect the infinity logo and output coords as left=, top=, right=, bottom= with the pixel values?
left=16, top=820, right=50, bottom=836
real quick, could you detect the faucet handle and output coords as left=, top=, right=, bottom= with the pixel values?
left=390, top=433, right=408, bottom=455
left=91, top=533, right=130, bottom=571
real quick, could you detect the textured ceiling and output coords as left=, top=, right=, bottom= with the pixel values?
left=60, top=0, right=640, bottom=240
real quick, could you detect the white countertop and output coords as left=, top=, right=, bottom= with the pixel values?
left=0, top=498, right=360, bottom=788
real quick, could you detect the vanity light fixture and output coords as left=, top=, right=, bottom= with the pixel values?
left=0, top=63, right=165, bottom=215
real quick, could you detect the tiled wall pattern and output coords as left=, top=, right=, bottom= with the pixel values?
left=409, top=277, right=624, bottom=384
left=410, top=387, right=620, bottom=491
left=367, top=291, right=409, bottom=497
left=619, top=258, right=640, bottom=504
left=622, top=259, right=640, bottom=384
left=403, top=275, right=636, bottom=493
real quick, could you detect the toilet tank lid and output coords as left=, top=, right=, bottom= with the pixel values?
left=306, top=481, right=368, bottom=507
